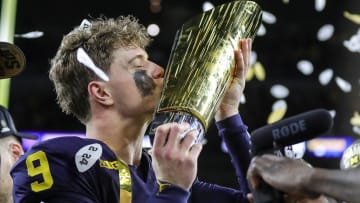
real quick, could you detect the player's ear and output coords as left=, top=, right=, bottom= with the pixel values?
left=88, top=81, right=114, bottom=106
left=9, top=142, right=24, bottom=161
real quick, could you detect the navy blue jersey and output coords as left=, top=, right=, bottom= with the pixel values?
left=11, top=114, right=251, bottom=203
left=11, top=137, right=121, bottom=203
left=11, top=137, right=189, bottom=203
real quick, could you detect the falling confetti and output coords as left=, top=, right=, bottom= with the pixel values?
left=318, top=68, right=334, bottom=86
left=317, top=24, right=334, bottom=41
left=297, top=60, right=314, bottom=75
left=262, top=11, right=277, bottom=24
left=267, top=100, right=287, bottom=124
left=270, top=84, right=289, bottom=99
left=246, top=66, right=254, bottom=81
left=350, top=112, right=360, bottom=126
left=254, top=62, right=266, bottom=81
left=335, top=76, right=352, bottom=93
left=240, top=94, right=246, bottom=104
left=257, top=24, right=266, bottom=36
left=246, top=61, right=266, bottom=81
left=353, top=126, right=360, bottom=135
left=329, top=109, right=336, bottom=119
left=14, top=31, right=44, bottom=39
left=343, top=29, right=360, bottom=53
left=315, top=0, right=326, bottom=12
left=344, top=11, right=360, bottom=25
left=250, top=51, right=257, bottom=65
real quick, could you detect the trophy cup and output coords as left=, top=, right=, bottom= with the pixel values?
left=149, top=0, right=262, bottom=143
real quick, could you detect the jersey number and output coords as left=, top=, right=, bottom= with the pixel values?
left=26, top=151, right=54, bottom=192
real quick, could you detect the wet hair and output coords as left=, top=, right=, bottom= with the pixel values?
left=49, top=16, right=151, bottom=123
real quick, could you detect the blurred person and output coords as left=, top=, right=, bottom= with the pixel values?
left=247, top=154, right=358, bottom=203
left=11, top=16, right=254, bottom=202
left=0, top=105, right=37, bottom=203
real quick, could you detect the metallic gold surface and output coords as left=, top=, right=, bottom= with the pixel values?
left=155, top=0, right=262, bottom=131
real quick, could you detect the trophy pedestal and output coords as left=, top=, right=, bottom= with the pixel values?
left=148, top=112, right=205, bottom=144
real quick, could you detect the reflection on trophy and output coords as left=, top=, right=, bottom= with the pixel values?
left=149, top=0, right=262, bottom=143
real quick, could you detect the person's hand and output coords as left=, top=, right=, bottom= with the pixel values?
left=246, top=154, right=320, bottom=199
left=284, top=195, right=330, bottom=203
left=151, top=122, right=203, bottom=190
left=215, top=38, right=252, bottom=121
left=247, top=192, right=329, bottom=203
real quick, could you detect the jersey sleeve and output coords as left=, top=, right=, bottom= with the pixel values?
left=189, top=178, right=248, bottom=203
left=187, top=115, right=251, bottom=203
left=215, top=114, right=252, bottom=198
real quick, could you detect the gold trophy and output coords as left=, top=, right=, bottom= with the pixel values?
left=149, top=0, right=262, bottom=143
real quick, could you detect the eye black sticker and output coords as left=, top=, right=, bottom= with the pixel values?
left=134, top=70, right=155, bottom=97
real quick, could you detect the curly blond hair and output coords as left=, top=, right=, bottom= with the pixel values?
left=49, top=15, right=151, bottom=123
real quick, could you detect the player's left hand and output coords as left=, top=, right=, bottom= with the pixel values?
left=215, top=38, right=252, bottom=121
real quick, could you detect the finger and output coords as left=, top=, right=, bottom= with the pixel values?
left=261, top=154, right=287, bottom=162
left=246, top=157, right=268, bottom=188
left=189, top=142, right=203, bottom=159
left=179, top=129, right=198, bottom=152
left=247, top=175, right=261, bottom=190
left=234, top=48, right=245, bottom=78
left=153, top=123, right=173, bottom=148
left=241, top=39, right=250, bottom=68
left=246, top=38, right=252, bottom=68
left=165, top=123, right=189, bottom=148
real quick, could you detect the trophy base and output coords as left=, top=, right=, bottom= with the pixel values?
left=148, top=111, right=205, bottom=146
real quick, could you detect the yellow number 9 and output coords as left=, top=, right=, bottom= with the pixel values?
left=26, top=151, right=54, bottom=192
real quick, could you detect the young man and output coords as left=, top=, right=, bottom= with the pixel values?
left=0, top=105, right=37, bottom=203
left=11, top=16, right=253, bottom=202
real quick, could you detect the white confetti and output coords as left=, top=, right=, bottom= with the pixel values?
left=15, top=31, right=44, bottom=39
left=335, top=76, right=352, bottom=93
left=317, top=24, right=334, bottom=41
left=297, top=60, right=314, bottom=75
left=250, top=51, right=257, bottom=65
left=272, top=99, right=287, bottom=111
left=343, top=29, right=360, bottom=53
left=240, top=94, right=246, bottom=104
left=202, top=1, right=214, bottom=12
left=318, top=68, right=333, bottom=85
left=315, top=0, right=326, bottom=12
left=257, top=24, right=266, bottom=36
left=329, top=109, right=336, bottom=118
left=262, top=11, right=277, bottom=24
left=270, top=84, right=289, bottom=99
left=353, top=126, right=360, bottom=135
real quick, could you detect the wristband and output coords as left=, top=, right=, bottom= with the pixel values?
left=157, top=179, right=172, bottom=193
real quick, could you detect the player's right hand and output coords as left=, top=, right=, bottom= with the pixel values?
left=151, top=122, right=203, bottom=190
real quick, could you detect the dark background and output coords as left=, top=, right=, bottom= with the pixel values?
left=4, top=0, right=360, bottom=187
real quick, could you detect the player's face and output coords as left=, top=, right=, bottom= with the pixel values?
left=107, top=47, right=164, bottom=118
